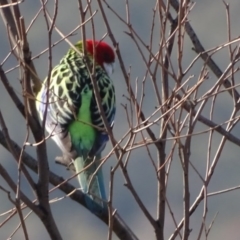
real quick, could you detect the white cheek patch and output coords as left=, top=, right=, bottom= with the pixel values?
left=103, top=62, right=114, bottom=75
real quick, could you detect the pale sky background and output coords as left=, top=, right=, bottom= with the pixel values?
left=1, top=1, right=240, bottom=240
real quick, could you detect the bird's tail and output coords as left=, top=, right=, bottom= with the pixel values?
left=74, top=154, right=106, bottom=214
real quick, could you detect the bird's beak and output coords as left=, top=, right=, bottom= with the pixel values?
left=103, top=62, right=114, bottom=75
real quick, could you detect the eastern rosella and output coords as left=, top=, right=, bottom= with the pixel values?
left=36, top=40, right=116, bottom=214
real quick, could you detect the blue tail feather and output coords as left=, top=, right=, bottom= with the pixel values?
left=74, top=154, right=106, bottom=214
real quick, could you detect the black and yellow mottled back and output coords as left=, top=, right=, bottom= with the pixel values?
left=36, top=41, right=116, bottom=157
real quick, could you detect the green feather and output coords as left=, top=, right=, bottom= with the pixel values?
left=68, top=88, right=106, bottom=210
left=68, top=89, right=95, bottom=151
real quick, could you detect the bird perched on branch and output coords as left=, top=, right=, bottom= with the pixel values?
left=36, top=39, right=116, bottom=214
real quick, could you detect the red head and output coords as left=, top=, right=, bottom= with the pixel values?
left=86, top=40, right=115, bottom=69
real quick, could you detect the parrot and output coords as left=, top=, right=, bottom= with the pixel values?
left=36, top=39, right=116, bottom=214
